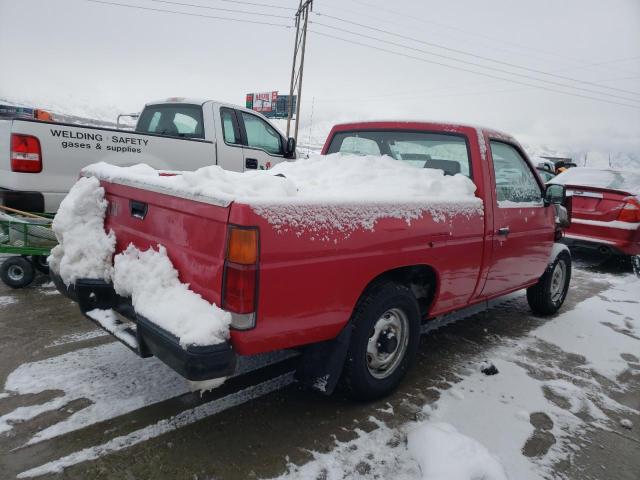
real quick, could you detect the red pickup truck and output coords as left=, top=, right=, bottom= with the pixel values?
left=52, top=121, right=571, bottom=400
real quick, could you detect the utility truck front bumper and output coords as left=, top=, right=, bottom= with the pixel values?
left=51, top=272, right=236, bottom=381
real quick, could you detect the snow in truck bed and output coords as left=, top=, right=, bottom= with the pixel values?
left=84, top=153, right=483, bottom=237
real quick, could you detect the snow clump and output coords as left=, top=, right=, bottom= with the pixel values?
left=407, top=422, right=508, bottom=480
left=113, top=245, right=231, bottom=347
left=48, top=176, right=115, bottom=285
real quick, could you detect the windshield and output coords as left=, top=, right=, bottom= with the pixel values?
left=326, top=130, right=472, bottom=178
left=136, top=104, right=204, bottom=138
left=550, top=167, right=640, bottom=194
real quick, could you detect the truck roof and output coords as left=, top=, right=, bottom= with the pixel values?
left=329, top=120, right=516, bottom=143
left=143, top=98, right=286, bottom=137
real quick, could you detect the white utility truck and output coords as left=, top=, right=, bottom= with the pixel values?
left=0, top=98, right=296, bottom=212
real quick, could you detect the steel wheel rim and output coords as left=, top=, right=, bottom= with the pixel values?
left=550, top=260, right=566, bottom=303
left=7, top=265, right=25, bottom=282
left=366, top=307, right=409, bottom=379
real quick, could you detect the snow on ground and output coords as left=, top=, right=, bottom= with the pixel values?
left=45, top=329, right=108, bottom=348
left=16, top=373, right=295, bottom=479
left=271, top=273, right=639, bottom=480
left=0, top=295, right=18, bottom=307
left=48, top=176, right=115, bottom=285
left=0, top=343, right=294, bottom=447
left=408, top=422, right=508, bottom=480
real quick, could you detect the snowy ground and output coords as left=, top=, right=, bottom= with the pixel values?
left=0, top=252, right=638, bottom=479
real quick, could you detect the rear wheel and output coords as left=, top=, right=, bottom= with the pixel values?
left=0, top=256, right=35, bottom=289
left=340, top=282, right=421, bottom=400
left=527, top=251, right=571, bottom=315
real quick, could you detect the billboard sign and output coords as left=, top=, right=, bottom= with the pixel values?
left=248, top=91, right=278, bottom=113
left=246, top=92, right=297, bottom=119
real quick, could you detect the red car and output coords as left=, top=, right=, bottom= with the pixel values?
left=549, top=168, right=640, bottom=258
left=53, top=121, right=572, bottom=399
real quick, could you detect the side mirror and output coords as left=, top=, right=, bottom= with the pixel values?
left=544, top=184, right=565, bottom=205
left=285, top=137, right=296, bottom=158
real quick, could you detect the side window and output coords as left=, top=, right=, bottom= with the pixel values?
left=174, top=113, right=201, bottom=136
left=220, top=108, right=239, bottom=145
left=147, top=112, right=161, bottom=132
left=240, top=112, right=283, bottom=155
left=490, top=141, right=543, bottom=205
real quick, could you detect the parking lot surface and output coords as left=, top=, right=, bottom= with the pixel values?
left=0, top=252, right=638, bottom=480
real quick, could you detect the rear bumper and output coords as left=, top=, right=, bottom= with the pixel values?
left=0, top=187, right=45, bottom=212
left=562, top=223, right=640, bottom=256
left=51, top=271, right=237, bottom=381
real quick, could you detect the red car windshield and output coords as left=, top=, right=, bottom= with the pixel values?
left=551, top=168, right=640, bottom=195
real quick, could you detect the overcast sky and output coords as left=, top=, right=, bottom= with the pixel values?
left=1, top=0, right=639, bottom=153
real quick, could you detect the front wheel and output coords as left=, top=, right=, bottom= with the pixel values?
left=0, top=256, right=36, bottom=289
left=527, top=251, right=571, bottom=315
left=340, top=282, right=421, bottom=400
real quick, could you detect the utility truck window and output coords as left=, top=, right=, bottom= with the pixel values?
left=490, top=141, right=543, bottom=205
left=221, top=109, right=239, bottom=144
left=326, top=131, right=472, bottom=178
left=136, top=104, right=204, bottom=138
left=240, top=112, right=283, bottom=155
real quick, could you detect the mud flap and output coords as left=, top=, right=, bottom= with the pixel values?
left=295, top=324, right=353, bottom=395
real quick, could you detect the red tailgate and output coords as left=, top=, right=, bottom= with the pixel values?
left=102, top=181, right=231, bottom=306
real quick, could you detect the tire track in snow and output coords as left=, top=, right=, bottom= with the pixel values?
left=1, top=342, right=295, bottom=446
left=17, top=372, right=295, bottom=478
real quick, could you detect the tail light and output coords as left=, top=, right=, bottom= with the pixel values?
left=617, top=197, right=640, bottom=223
left=11, top=134, right=42, bottom=173
left=222, top=226, right=259, bottom=329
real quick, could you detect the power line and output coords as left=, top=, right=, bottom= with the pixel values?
left=347, top=0, right=639, bottom=76
left=311, top=21, right=640, bottom=104
left=335, top=1, right=580, bottom=71
left=309, top=30, right=640, bottom=110
left=206, top=0, right=295, bottom=10
left=313, top=11, right=640, bottom=98
left=149, top=0, right=292, bottom=18
left=85, top=0, right=292, bottom=28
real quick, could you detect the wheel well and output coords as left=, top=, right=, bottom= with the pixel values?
left=365, top=265, right=437, bottom=319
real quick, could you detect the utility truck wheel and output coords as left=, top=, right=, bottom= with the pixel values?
left=341, top=282, right=421, bottom=400
left=31, top=255, right=50, bottom=275
left=0, top=256, right=35, bottom=289
left=527, top=251, right=571, bottom=315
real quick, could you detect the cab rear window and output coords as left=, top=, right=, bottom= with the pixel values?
left=136, top=104, right=204, bottom=138
left=326, top=130, right=472, bottom=178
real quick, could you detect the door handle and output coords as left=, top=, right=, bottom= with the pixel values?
left=129, top=200, right=148, bottom=220
left=497, top=227, right=510, bottom=236
left=245, top=158, right=258, bottom=169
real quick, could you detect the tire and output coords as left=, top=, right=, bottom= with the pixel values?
left=31, top=255, right=50, bottom=275
left=0, top=256, right=35, bottom=289
left=527, top=251, right=571, bottom=315
left=340, top=282, right=421, bottom=400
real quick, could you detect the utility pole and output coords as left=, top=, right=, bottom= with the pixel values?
left=286, top=0, right=313, bottom=142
